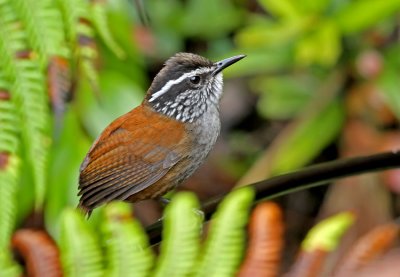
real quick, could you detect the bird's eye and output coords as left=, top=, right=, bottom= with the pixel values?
left=189, top=75, right=201, bottom=84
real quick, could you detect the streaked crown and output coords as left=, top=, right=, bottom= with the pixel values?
left=145, top=52, right=244, bottom=123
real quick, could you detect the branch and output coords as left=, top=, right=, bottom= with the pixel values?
left=146, top=151, right=400, bottom=245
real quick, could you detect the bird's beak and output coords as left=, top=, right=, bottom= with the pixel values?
left=212, top=54, right=246, bottom=76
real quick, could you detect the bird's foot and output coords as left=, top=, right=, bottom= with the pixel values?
left=158, top=197, right=171, bottom=207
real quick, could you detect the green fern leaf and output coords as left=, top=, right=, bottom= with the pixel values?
left=194, top=187, right=255, bottom=277
left=57, top=0, right=90, bottom=44
left=58, top=0, right=100, bottom=89
left=0, top=95, right=20, bottom=247
left=58, top=0, right=123, bottom=89
left=0, top=1, right=51, bottom=209
left=60, top=208, right=104, bottom=277
left=11, top=0, right=69, bottom=66
left=0, top=76, right=19, bottom=154
left=0, top=78, right=21, bottom=273
left=0, top=251, right=20, bottom=277
left=0, top=155, right=21, bottom=277
left=80, top=53, right=99, bottom=89
left=0, top=2, right=27, bottom=74
left=102, top=202, right=154, bottom=277
left=90, top=1, right=125, bottom=59
left=153, top=192, right=202, bottom=277
left=0, top=43, right=21, bottom=277
left=14, top=59, right=50, bottom=208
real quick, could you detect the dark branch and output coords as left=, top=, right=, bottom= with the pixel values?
left=146, top=151, right=400, bottom=244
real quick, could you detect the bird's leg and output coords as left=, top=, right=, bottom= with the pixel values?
left=157, top=196, right=204, bottom=222
left=158, top=197, right=171, bottom=207
left=193, top=208, right=204, bottom=222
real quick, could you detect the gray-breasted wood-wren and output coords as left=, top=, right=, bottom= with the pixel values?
left=78, top=53, right=245, bottom=215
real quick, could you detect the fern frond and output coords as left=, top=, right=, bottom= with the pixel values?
left=58, top=0, right=122, bottom=91
left=0, top=1, right=51, bottom=208
left=80, top=48, right=99, bottom=89
left=90, top=1, right=125, bottom=59
left=11, top=0, right=69, bottom=66
left=0, top=102, right=20, bottom=247
left=0, top=155, right=21, bottom=277
left=194, top=187, right=255, bottom=277
left=59, top=0, right=100, bottom=88
left=0, top=2, right=27, bottom=74
left=60, top=208, right=104, bottom=277
left=102, top=202, right=154, bottom=277
left=13, top=59, right=50, bottom=208
left=0, top=76, right=19, bottom=154
left=0, top=68, right=21, bottom=276
left=153, top=192, right=202, bottom=277
left=0, top=251, right=20, bottom=277
left=57, top=0, right=89, bottom=44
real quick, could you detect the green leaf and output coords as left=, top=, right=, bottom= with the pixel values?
left=0, top=155, right=21, bottom=276
left=270, top=100, right=344, bottom=175
left=102, top=202, right=154, bottom=277
left=194, top=187, right=255, bottom=277
left=0, top=155, right=19, bottom=248
left=153, top=192, right=202, bottom=277
left=182, top=0, right=243, bottom=39
left=56, top=0, right=81, bottom=43
left=45, top=109, right=92, bottom=236
left=253, top=74, right=316, bottom=119
left=0, top=75, right=19, bottom=154
left=295, top=20, right=341, bottom=66
left=235, top=17, right=312, bottom=48
left=334, top=0, right=400, bottom=34
left=59, top=208, right=104, bottom=277
left=15, top=60, right=51, bottom=209
left=0, top=103, right=20, bottom=238
left=0, top=4, right=51, bottom=209
left=0, top=251, right=20, bottom=277
left=145, top=0, right=185, bottom=57
left=221, top=48, right=293, bottom=78
left=302, top=212, right=354, bottom=252
left=258, top=0, right=301, bottom=19
left=90, top=1, right=125, bottom=59
left=78, top=70, right=144, bottom=138
left=299, top=0, right=330, bottom=14
left=11, top=0, right=69, bottom=66
left=379, top=62, right=400, bottom=121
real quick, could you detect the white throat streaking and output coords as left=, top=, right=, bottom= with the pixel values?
left=148, top=67, right=224, bottom=123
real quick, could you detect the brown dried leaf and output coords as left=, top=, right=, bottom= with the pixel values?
left=285, top=249, right=328, bottom=277
left=237, top=201, right=284, bottom=277
left=334, top=222, right=399, bottom=276
left=12, top=229, right=62, bottom=277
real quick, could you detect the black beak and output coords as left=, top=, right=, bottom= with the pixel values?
left=212, top=54, right=246, bottom=76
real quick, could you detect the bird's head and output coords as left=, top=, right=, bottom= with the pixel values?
left=146, top=52, right=245, bottom=123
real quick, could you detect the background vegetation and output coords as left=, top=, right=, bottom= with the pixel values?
left=1, top=0, right=400, bottom=275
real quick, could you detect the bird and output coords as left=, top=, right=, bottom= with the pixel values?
left=78, top=52, right=246, bottom=216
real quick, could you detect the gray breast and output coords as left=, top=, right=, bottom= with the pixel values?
left=179, top=105, right=221, bottom=181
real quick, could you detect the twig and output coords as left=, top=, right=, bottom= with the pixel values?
left=147, top=151, right=400, bottom=244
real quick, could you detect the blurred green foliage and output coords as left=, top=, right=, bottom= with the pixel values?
left=1, top=0, right=400, bottom=275
left=59, top=189, right=253, bottom=277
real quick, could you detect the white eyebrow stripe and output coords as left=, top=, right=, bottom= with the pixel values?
left=149, top=67, right=213, bottom=102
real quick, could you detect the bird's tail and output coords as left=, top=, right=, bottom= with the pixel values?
left=77, top=202, right=92, bottom=218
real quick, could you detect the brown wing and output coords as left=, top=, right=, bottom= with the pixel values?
left=78, top=105, right=187, bottom=213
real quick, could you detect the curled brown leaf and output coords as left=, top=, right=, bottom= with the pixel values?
left=12, top=229, right=62, bottom=277
left=334, top=222, right=399, bottom=276
left=237, top=201, right=284, bottom=277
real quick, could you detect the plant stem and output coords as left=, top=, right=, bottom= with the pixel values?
left=147, top=151, right=400, bottom=245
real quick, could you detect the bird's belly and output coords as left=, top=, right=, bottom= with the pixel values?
left=178, top=108, right=221, bottom=181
